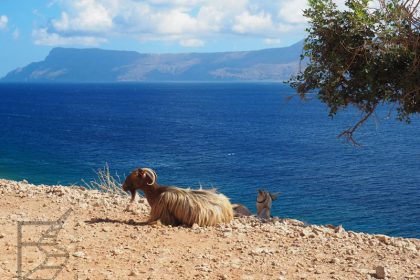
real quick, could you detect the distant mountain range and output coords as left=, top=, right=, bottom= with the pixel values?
left=1, top=41, right=304, bottom=82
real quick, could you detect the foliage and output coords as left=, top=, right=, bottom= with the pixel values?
left=289, top=0, right=419, bottom=144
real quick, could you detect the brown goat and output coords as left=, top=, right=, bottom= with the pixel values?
left=232, top=203, right=252, bottom=217
left=122, top=168, right=234, bottom=227
left=256, top=189, right=281, bottom=219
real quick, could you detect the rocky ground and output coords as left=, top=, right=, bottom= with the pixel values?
left=0, top=178, right=419, bottom=280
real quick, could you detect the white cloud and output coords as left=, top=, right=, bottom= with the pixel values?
left=148, top=0, right=205, bottom=6
left=233, top=11, right=274, bottom=34
left=52, top=0, right=113, bottom=33
left=33, top=28, right=107, bottom=46
left=264, top=38, right=281, bottom=46
left=52, top=12, right=70, bottom=31
left=155, top=9, right=199, bottom=34
left=37, top=0, right=355, bottom=47
left=0, top=15, right=8, bottom=30
left=278, top=0, right=349, bottom=24
left=180, top=38, right=204, bottom=47
left=278, top=0, right=352, bottom=24
left=278, top=0, right=308, bottom=24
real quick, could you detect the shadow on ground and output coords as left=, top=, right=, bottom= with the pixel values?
left=85, top=217, right=149, bottom=226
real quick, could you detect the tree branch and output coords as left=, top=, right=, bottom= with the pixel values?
left=338, top=103, right=378, bottom=146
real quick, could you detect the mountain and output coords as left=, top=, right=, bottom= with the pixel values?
left=1, top=41, right=303, bottom=82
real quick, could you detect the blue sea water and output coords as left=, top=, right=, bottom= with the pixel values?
left=0, top=83, right=419, bottom=238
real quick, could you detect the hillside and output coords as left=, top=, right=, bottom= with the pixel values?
left=1, top=41, right=303, bottom=82
left=0, top=178, right=418, bottom=279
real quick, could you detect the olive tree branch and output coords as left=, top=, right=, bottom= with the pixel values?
left=338, top=103, right=378, bottom=146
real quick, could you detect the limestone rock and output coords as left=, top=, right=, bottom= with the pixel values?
left=73, top=251, right=85, bottom=258
left=330, top=258, right=340, bottom=264
left=128, top=270, right=138, bottom=276
left=374, top=266, right=386, bottom=279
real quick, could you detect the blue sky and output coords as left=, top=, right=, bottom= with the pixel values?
left=0, top=0, right=329, bottom=77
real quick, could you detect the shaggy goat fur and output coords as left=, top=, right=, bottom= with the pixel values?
left=122, top=168, right=233, bottom=227
left=150, top=187, right=233, bottom=226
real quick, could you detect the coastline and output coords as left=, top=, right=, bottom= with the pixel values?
left=0, top=178, right=418, bottom=279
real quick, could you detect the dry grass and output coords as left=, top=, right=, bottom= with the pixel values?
left=82, top=163, right=127, bottom=196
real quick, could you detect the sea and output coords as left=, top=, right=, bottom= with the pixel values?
left=0, top=83, right=419, bottom=238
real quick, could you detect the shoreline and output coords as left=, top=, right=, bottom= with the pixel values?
left=0, top=175, right=416, bottom=239
left=0, top=178, right=418, bottom=279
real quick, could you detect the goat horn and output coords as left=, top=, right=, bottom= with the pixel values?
left=142, top=168, right=156, bottom=185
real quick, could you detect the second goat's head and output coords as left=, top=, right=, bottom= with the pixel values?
left=122, top=168, right=157, bottom=192
left=257, top=189, right=281, bottom=201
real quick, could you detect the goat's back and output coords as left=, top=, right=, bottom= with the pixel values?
left=150, top=187, right=233, bottom=226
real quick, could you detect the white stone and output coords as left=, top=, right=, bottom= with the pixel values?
left=72, top=251, right=85, bottom=258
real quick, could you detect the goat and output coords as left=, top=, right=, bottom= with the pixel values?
left=232, top=203, right=252, bottom=217
left=122, top=168, right=233, bottom=227
left=256, top=189, right=281, bottom=219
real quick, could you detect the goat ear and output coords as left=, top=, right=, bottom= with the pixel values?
left=258, top=189, right=263, bottom=195
left=269, top=192, right=281, bottom=201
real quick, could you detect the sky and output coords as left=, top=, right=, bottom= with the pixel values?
left=0, top=0, right=345, bottom=77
